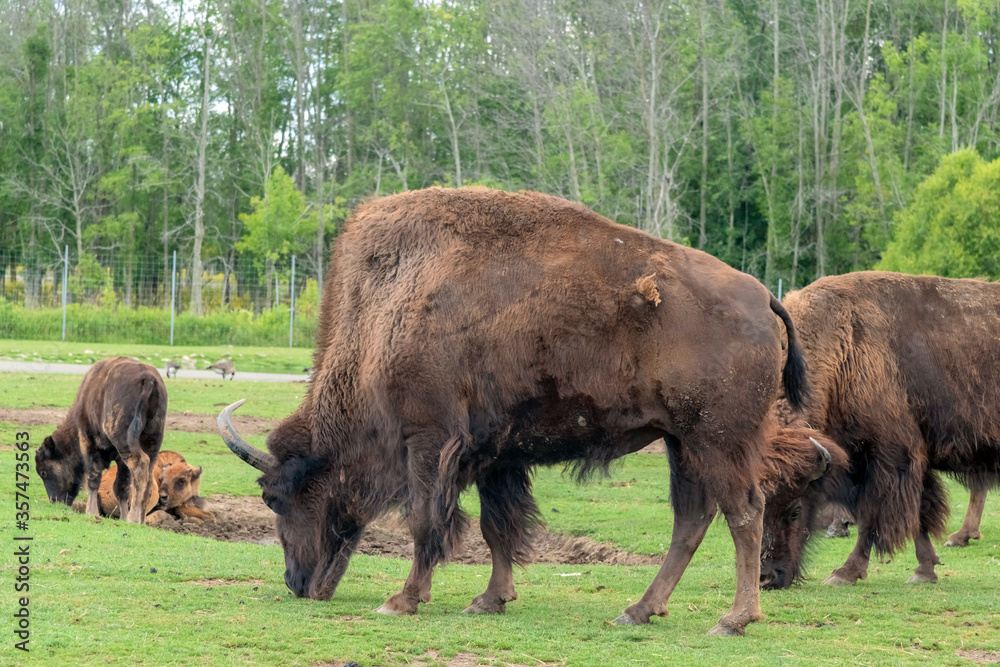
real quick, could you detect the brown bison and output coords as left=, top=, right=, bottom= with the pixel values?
left=36, top=357, right=167, bottom=524
left=155, top=451, right=216, bottom=523
left=760, top=272, right=1000, bottom=589
left=218, top=186, right=830, bottom=636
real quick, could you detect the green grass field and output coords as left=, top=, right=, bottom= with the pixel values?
left=0, top=372, right=306, bottom=420
left=0, top=339, right=313, bottom=375
left=1, top=369, right=999, bottom=666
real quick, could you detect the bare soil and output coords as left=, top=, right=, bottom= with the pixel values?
left=957, top=650, right=1000, bottom=664
left=0, top=406, right=278, bottom=436
left=125, top=495, right=662, bottom=567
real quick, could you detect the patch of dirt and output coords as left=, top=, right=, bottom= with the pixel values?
left=410, top=650, right=560, bottom=667
left=153, top=495, right=662, bottom=567
left=637, top=438, right=666, bottom=454
left=0, top=406, right=278, bottom=436
left=957, top=650, right=1000, bottom=664
left=188, top=578, right=265, bottom=586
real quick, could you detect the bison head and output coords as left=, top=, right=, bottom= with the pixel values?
left=759, top=429, right=847, bottom=590
left=218, top=400, right=365, bottom=601
left=36, top=433, right=84, bottom=505
left=157, top=462, right=203, bottom=510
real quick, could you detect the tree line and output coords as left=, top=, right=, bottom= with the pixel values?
left=2, top=0, right=999, bottom=313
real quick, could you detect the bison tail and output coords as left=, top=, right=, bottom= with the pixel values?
left=770, top=294, right=809, bottom=411
left=423, top=431, right=471, bottom=570
left=127, top=377, right=156, bottom=444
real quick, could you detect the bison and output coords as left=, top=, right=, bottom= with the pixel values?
left=155, top=451, right=216, bottom=523
left=760, top=271, right=1000, bottom=589
left=218, top=186, right=830, bottom=636
left=36, top=356, right=167, bottom=524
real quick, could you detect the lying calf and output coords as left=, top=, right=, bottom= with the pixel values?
left=97, top=450, right=216, bottom=524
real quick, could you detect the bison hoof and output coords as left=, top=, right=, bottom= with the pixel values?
left=374, top=603, right=413, bottom=616
left=822, top=573, right=857, bottom=586
left=707, top=623, right=744, bottom=637
left=945, top=532, right=979, bottom=547
left=462, top=599, right=506, bottom=615
left=906, top=572, right=937, bottom=584
left=612, top=613, right=645, bottom=626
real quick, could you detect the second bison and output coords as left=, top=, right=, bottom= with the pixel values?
left=761, top=271, right=1000, bottom=589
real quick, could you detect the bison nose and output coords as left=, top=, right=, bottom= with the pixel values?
left=284, top=566, right=312, bottom=598
left=760, top=568, right=787, bottom=590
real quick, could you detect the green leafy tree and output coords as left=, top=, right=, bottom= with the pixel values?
left=237, top=166, right=317, bottom=304
left=879, top=148, right=1000, bottom=278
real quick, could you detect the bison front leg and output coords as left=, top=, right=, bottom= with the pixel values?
left=946, top=484, right=987, bottom=547
left=376, top=502, right=436, bottom=615
left=375, top=430, right=469, bottom=615
left=615, top=464, right=715, bottom=627
left=824, top=520, right=875, bottom=585
left=709, top=486, right=766, bottom=636
left=908, top=530, right=942, bottom=583
left=909, top=471, right=946, bottom=583
left=465, top=465, right=539, bottom=615
left=79, top=431, right=105, bottom=517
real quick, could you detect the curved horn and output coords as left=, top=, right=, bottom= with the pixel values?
left=217, top=399, right=277, bottom=472
left=808, top=437, right=832, bottom=481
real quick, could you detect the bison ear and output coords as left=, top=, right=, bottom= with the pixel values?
left=37, top=438, right=54, bottom=460
left=191, top=466, right=203, bottom=480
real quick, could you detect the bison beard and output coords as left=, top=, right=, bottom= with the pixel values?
left=219, top=186, right=825, bottom=636
left=761, top=271, right=1000, bottom=589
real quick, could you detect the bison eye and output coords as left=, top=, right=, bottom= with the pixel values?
left=789, top=507, right=801, bottom=521
left=39, top=472, right=47, bottom=479
left=175, top=480, right=186, bottom=489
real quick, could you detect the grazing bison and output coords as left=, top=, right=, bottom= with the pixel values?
left=36, top=357, right=167, bottom=524
left=218, top=186, right=829, bottom=636
left=760, top=272, right=1000, bottom=589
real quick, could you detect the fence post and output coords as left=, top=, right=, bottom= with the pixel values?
left=170, top=250, right=177, bottom=345
left=777, top=278, right=783, bottom=301
left=275, top=274, right=279, bottom=309
left=61, top=245, right=69, bottom=341
left=289, top=255, right=295, bottom=348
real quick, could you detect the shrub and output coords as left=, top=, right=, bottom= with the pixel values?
left=0, top=301, right=316, bottom=347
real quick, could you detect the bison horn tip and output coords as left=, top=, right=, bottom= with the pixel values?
left=809, top=437, right=832, bottom=481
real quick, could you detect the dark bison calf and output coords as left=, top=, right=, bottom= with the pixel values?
left=761, top=271, right=1000, bottom=589
left=35, top=357, right=167, bottom=524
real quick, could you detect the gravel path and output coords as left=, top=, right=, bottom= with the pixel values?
left=0, top=360, right=308, bottom=383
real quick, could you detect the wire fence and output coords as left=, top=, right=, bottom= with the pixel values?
left=0, top=248, right=318, bottom=347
